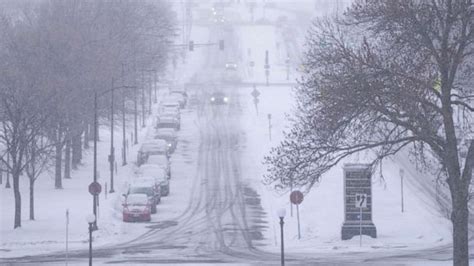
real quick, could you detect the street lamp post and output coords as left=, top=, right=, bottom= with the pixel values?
left=86, top=214, right=96, bottom=266
left=109, top=79, right=115, bottom=193
left=92, top=92, right=98, bottom=230
left=141, top=71, right=146, bottom=128
left=277, top=208, right=286, bottom=266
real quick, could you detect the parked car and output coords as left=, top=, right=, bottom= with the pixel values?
left=137, top=139, right=169, bottom=166
left=126, top=179, right=161, bottom=213
left=154, top=128, right=178, bottom=153
left=170, top=90, right=188, bottom=102
left=122, top=194, right=152, bottom=222
left=167, top=94, right=186, bottom=108
left=156, top=116, right=180, bottom=131
left=137, top=164, right=170, bottom=196
left=161, top=99, right=181, bottom=110
left=146, top=154, right=171, bottom=179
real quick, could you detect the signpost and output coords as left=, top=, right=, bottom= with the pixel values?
left=355, top=193, right=367, bottom=246
left=341, top=164, right=377, bottom=240
left=290, top=190, right=304, bottom=239
left=264, top=50, right=270, bottom=86
left=400, top=168, right=404, bottom=213
left=89, top=181, right=102, bottom=196
left=251, top=85, right=260, bottom=115
left=267, top=114, right=272, bottom=141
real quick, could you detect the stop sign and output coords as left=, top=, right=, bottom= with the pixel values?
left=89, top=181, right=102, bottom=196
left=290, top=190, right=304, bottom=205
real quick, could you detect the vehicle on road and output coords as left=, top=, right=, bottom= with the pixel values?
left=126, top=179, right=161, bottom=213
left=156, top=116, right=180, bottom=131
left=170, top=90, right=188, bottom=102
left=122, top=194, right=152, bottom=222
left=137, top=164, right=170, bottom=196
left=146, top=154, right=171, bottom=179
left=210, top=91, right=229, bottom=105
left=137, top=139, right=169, bottom=166
left=225, top=62, right=238, bottom=71
left=154, top=128, right=178, bottom=153
left=167, top=94, right=186, bottom=108
left=161, top=99, right=181, bottom=110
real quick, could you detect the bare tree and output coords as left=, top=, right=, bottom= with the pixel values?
left=265, top=1, right=474, bottom=265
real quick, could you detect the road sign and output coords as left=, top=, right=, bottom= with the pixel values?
left=89, top=181, right=102, bottom=196
left=251, top=88, right=260, bottom=98
left=290, top=190, right=304, bottom=205
left=355, top=193, right=367, bottom=208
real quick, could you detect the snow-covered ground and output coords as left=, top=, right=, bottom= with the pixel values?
left=0, top=1, right=461, bottom=265
left=235, top=0, right=454, bottom=262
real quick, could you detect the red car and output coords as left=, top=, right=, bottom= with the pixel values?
left=122, top=194, right=152, bottom=222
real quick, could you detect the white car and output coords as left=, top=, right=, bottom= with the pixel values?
left=161, top=99, right=181, bottom=110
left=137, top=164, right=170, bottom=196
left=137, top=140, right=170, bottom=165
left=146, top=154, right=171, bottom=178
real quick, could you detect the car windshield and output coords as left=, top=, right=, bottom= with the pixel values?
left=126, top=195, right=148, bottom=205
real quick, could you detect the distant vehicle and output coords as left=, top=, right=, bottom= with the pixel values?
left=160, top=111, right=181, bottom=124
left=170, top=90, right=188, bottom=100
left=146, top=154, right=171, bottom=179
left=126, top=179, right=161, bottom=213
left=154, top=128, right=178, bottom=153
left=210, top=91, right=229, bottom=105
left=167, top=94, right=186, bottom=108
left=137, top=140, right=169, bottom=165
left=161, top=99, right=181, bottom=110
left=122, top=194, right=152, bottom=222
left=225, top=62, right=237, bottom=70
left=156, top=116, right=180, bottom=131
left=137, top=164, right=170, bottom=196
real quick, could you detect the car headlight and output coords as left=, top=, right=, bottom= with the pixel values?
left=168, top=143, right=172, bottom=147
left=211, top=97, right=215, bottom=101
left=223, top=97, right=229, bottom=102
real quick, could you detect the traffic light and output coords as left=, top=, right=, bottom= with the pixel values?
left=219, top=40, right=224, bottom=50
left=189, top=41, right=194, bottom=51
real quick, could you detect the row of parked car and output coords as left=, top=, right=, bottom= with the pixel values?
left=122, top=89, right=188, bottom=222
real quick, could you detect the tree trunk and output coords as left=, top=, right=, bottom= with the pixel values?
left=55, top=138, right=63, bottom=189
left=72, top=134, right=82, bottom=169
left=29, top=178, right=35, bottom=220
left=13, top=169, right=21, bottom=228
left=84, top=123, right=90, bottom=149
left=64, top=138, right=71, bottom=179
left=452, top=192, right=469, bottom=266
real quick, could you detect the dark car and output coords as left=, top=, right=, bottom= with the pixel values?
left=154, top=128, right=178, bottom=153
left=210, top=92, right=229, bottom=105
